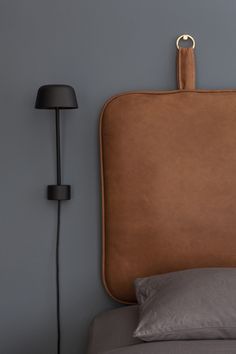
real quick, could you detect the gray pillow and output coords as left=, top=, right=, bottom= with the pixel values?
left=134, top=268, right=236, bottom=341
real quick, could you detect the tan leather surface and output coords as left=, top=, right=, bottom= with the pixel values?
left=177, top=48, right=196, bottom=90
left=100, top=90, right=236, bottom=303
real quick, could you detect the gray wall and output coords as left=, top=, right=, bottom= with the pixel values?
left=1, top=0, right=236, bottom=353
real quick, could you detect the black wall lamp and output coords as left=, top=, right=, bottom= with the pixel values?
left=35, top=85, right=78, bottom=354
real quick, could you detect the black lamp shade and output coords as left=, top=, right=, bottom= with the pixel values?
left=35, top=84, right=78, bottom=109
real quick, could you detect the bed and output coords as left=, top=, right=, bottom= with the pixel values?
left=88, top=37, right=236, bottom=353
left=88, top=306, right=236, bottom=354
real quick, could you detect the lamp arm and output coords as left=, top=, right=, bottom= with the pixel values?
left=47, top=109, right=70, bottom=201
left=55, top=108, right=62, bottom=185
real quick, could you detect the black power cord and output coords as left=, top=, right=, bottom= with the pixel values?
left=56, top=200, right=61, bottom=354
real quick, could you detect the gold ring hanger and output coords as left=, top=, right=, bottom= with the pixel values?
left=176, top=34, right=195, bottom=49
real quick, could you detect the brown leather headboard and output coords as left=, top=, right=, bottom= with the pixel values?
left=100, top=38, right=236, bottom=304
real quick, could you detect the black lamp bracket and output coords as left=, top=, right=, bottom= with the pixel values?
left=47, top=185, right=71, bottom=201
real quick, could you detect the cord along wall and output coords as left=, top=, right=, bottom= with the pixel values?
left=1, top=0, right=236, bottom=354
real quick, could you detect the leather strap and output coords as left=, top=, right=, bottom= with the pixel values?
left=177, top=47, right=196, bottom=90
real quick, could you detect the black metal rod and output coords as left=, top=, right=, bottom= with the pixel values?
left=55, top=108, right=62, bottom=185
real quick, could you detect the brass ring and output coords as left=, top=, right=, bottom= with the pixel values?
left=176, top=34, right=195, bottom=49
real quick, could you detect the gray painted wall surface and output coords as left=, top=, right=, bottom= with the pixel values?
left=1, top=0, right=236, bottom=353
